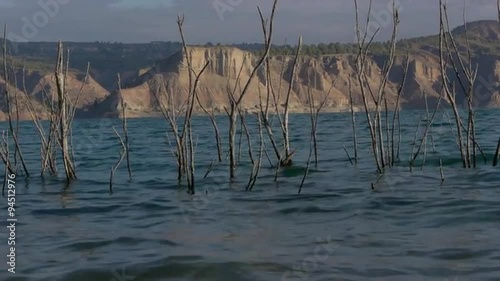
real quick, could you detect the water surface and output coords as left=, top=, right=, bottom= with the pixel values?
left=1, top=110, right=499, bottom=281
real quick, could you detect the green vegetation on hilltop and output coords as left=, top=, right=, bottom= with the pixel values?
left=1, top=20, right=498, bottom=76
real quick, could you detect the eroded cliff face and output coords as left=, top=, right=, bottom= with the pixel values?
left=108, top=46, right=474, bottom=117
left=2, top=46, right=500, bottom=120
left=0, top=68, right=111, bottom=121
left=0, top=75, right=47, bottom=121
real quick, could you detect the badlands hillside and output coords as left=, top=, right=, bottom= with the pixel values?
left=0, top=20, right=499, bottom=120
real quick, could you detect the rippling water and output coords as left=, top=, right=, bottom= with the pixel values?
left=1, top=110, right=499, bottom=281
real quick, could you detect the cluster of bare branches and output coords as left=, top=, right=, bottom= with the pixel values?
left=153, top=15, right=210, bottom=194
left=438, top=0, right=481, bottom=168
left=278, top=36, right=302, bottom=167
left=1, top=29, right=90, bottom=182
left=4, top=0, right=499, bottom=195
left=409, top=91, right=443, bottom=170
left=225, top=0, right=279, bottom=180
left=346, top=0, right=500, bottom=185
left=299, top=79, right=333, bottom=193
left=24, top=66, right=59, bottom=177
left=353, top=0, right=409, bottom=173
left=224, top=0, right=329, bottom=190
left=198, top=0, right=313, bottom=189
left=54, top=41, right=85, bottom=181
left=196, top=90, right=223, bottom=162
left=243, top=32, right=312, bottom=191
left=3, top=26, right=72, bottom=180
left=253, top=35, right=301, bottom=184
left=1, top=25, right=30, bottom=178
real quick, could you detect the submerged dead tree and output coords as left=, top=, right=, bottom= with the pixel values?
left=279, top=36, right=302, bottom=166
left=117, top=74, right=132, bottom=180
left=178, top=15, right=210, bottom=194
left=245, top=112, right=264, bottom=191
left=153, top=15, right=209, bottom=194
left=2, top=24, right=30, bottom=177
left=257, top=52, right=283, bottom=170
left=438, top=0, right=480, bottom=168
left=299, top=80, right=332, bottom=193
left=227, top=0, right=279, bottom=179
left=25, top=56, right=89, bottom=179
left=152, top=82, right=187, bottom=182
left=24, top=68, right=58, bottom=177
left=109, top=127, right=126, bottom=193
left=354, top=0, right=408, bottom=173
left=54, top=41, right=77, bottom=181
left=348, top=74, right=358, bottom=165
left=195, top=90, right=223, bottom=162
left=410, top=92, right=443, bottom=168
left=258, top=36, right=302, bottom=169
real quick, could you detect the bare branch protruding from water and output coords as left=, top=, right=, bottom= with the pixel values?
left=493, top=138, right=500, bottom=167
left=227, top=0, right=279, bottom=179
left=55, top=41, right=77, bottom=181
left=109, top=127, right=126, bottom=193
left=117, top=74, right=132, bottom=180
left=3, top=24, right=29, bottom=178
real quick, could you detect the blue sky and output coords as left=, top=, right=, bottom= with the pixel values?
left=0, top=0, right=496, bottom=44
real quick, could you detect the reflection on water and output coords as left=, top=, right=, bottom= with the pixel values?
left=0, top=110, right=499, bottom=281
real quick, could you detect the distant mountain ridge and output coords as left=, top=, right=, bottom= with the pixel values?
left=0, top=20, right=499, bottom=120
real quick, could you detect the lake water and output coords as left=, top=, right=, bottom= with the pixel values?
left=0, top=110, right=499, bottom=281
